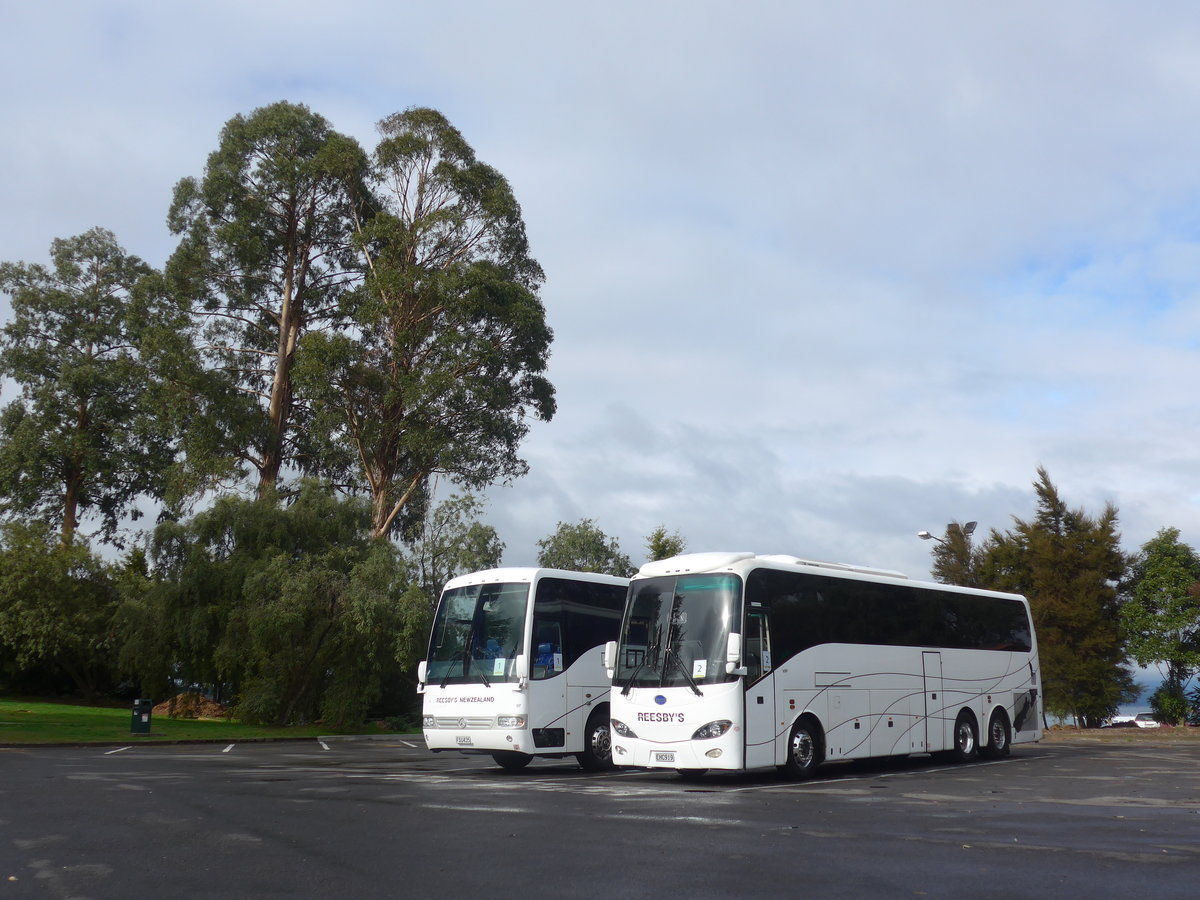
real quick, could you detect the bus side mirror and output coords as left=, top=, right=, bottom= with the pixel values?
left=603, top=641, right=617, bottom=679
left=417, top=660, right=427, bottom=694
left=726, top=633, right=745, bottom=675
left=515, top=653, right=529, bottom=689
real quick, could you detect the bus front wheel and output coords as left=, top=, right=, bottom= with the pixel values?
left=781, top=717, right=823, bottom=780
left=577, top=709, right=615, bottom=771
left=492, top=751, right=532, bottom=771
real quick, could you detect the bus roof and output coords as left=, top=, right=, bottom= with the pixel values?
left=636, top=552, right=904, bottom=580
left=441, top=567, right=630, bottom=591
left=635, top=552, right=1027, bottom=602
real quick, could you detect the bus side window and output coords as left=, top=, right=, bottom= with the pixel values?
left=534, top=578, right=624, bottom=674
left=532, top=619, right=564, bottom=679
left=745, top=611, right=771, bottom=684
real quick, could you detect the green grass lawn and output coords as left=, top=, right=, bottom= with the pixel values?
left=0, top=698, right=403, bottom=745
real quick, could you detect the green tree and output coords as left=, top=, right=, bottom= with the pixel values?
left=1119, top=527, right=1200, bottom=724
left=537, top=518, right=635, bottom=577
left=166, top=101, right=369, bottom=498
left=645, top=525, right=686, bottom=562
left=0, top=521, right=119, bottom=698
left=0, top=229, right=174, bottom=543
left=1148, top=682, right=1190, bottom=726
left=977, top=468, right=1132, bottom=727
left=118, top=483, right=424, bottom=725
left=925, top=521, right=983, bottom=587
left=405, top=492, right=504, bottom=604
left=296, top=107, right=555, bottom=538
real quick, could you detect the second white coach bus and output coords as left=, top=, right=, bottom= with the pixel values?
left=419, top=567, right=628, bottom=771
left=606, top=552, right=1041, bottom=778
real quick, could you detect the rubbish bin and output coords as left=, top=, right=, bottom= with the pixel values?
left=131, top=698, right=153, bottom=735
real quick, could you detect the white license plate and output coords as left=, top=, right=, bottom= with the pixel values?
left=456, top=736, right=473, bottom=746
left=654, top=751, right=675, bottom=764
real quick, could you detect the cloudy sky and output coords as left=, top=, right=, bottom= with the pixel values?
left=4, top=1, right=1200, bottom=586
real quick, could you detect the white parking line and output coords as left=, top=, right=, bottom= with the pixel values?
left=104, top=746, right=131, bottom=755
left=223, top=744, right=235, bottom=753
left=319, top=741, right=330, bottom=751
left=420, top=803, right=533, bottom=814
left=599, top=813, right=747, bottom=827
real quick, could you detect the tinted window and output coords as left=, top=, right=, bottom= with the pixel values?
left=745, top=568, right=1031, bottom=665
left=530, top=577, right=625, bottom=679
left=426, top=582, right=529, bottom=684
left=614, top=574, right=742, bottom=688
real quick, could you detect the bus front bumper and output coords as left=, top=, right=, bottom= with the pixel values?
left=423, top=728, right=530, bottom=754
left=611, top=734, right=742, bottom=770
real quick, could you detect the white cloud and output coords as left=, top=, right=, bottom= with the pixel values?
left=5, top=0, right=1200, bottom=581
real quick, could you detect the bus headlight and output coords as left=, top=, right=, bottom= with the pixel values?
left=422, top=715, right=435, bottom=728
left=496, top=715, right=527, bottom=729
left=692, top=720, right=732, bottom=740
left=611, top=718, right=638, bottom=739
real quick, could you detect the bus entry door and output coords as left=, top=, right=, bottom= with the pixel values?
left=743, top=610, right=777, bottom=769
left=922, top=651, right=945, bottom=753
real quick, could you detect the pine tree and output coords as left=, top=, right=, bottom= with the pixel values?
left=977, top=468, right=1133, bottom=726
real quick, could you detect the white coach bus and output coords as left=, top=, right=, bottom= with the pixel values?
left=419, top=568, right=628, bottom=771
left=606, top=552, right=1041, bottom=778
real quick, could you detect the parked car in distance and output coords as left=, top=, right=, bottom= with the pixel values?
left=1106, top=712, right=1161, bottom=728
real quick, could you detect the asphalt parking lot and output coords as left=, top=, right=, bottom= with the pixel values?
left=2, top=735, right=1199, bottom=898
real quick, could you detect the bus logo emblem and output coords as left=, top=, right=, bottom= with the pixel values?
left=654, top=695, right=667, bottom=705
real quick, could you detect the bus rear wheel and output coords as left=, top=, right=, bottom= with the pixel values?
left=492, top=751, right=532, bottom=771
left=577, top=709, right=615, bottom=771
left=981, top=710, right=1011, bottom=759
left=781, top=717, right=823, bottom=780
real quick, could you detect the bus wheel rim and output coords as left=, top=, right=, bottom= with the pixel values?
left=958, top=721, right=975, bottom=754
left=792, top=730, right=814, bottom=767
left=592, top=723, right=611, bottom=759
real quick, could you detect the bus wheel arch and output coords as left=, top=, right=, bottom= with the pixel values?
left=981, top=708, right=1011, bottom=759
left=577, top=704, right=614, bottom=771
left=950, top=709, right=979, bottom=763
left=781, top=714, right=824, bottom=780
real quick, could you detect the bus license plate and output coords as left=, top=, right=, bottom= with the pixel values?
left=456, top=736, right=473, bottom=746
left=654, top=751, right=675, bottom=764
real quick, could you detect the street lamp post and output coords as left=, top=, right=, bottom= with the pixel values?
left=918, top=521, right=976, bottom=544
left=918, top=521, right=979, bottom=587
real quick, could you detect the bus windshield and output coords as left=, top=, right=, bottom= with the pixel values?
left=426, top=582, right=529, bottom=685
left=615, top=574, right=741, bottom=691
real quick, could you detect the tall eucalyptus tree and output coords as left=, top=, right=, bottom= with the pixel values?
left=167, top=101, right=369, bottom=497
left=298, top=107, right=555, bottom=538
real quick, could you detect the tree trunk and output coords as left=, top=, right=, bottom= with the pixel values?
left=259, top=252, right=301, bottom=498
left=63, top=396, right=89, bottom=543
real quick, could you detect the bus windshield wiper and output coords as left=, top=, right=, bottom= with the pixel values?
left=442, top=619, right=474, bottom=687
left=661, top=598, right=701, bottom=696
left=621, top=625, right=661, bottom=696
left=440, top=659, right=459, bottom=689
left=665, top=647, right=704, bottom=697
left=466, top=653, right=490, bottom=687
